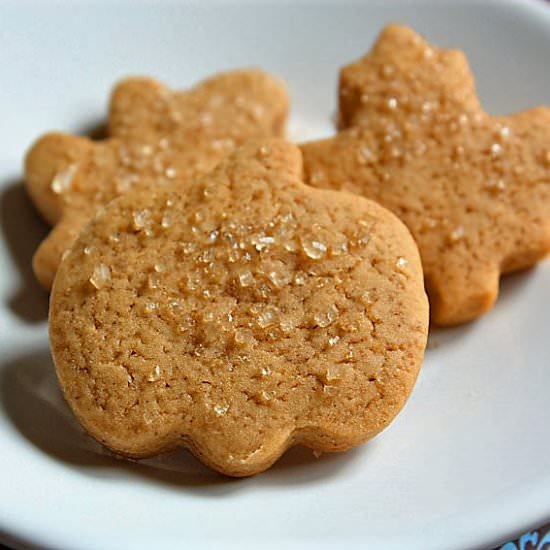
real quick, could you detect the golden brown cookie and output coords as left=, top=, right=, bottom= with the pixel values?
left=25, top=69, right=288, bottom=289
left=49, top=139, right=428, bottom=477
left=301, top=24, right=550, bottom=326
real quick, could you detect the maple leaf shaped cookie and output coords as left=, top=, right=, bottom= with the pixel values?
left=49, top=140, right=428, bottom=477
left=301, top=25, right=550, bottom=325
left=25, top=69, right=288, bottom=289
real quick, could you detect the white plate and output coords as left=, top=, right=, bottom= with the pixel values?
left=1, top=1, right=550, bottom=548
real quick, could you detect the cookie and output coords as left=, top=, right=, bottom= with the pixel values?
left=301, top=24, right=550, bottom=325
left=49, top=139, right=428, bottom=477
left=25, top=69, right=288, bottom=289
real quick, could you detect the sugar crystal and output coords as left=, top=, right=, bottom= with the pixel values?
left=499, top=126, right=511, bottom=140
left=267, top=260, right=291, bottom=288
left=301, top=237, right=327, bottom=260
left=51, top=164, right=78, bottom=194
left=328, top=335, right=340, bottom=346
left=89, top=264, right=111, bottom=289
left=361, top=290, right=374, bottom=305
left=147, top=365, right=161, bottom=382
left=490, top=143, right=502, bottom=158
left=314, top=304, right=339, bottom=328
left=165, top=167, right=177, bottom=179
left=161, top=211, right=173, bottom=228
left=449, top=226, right=465, bottom=242
left=133, top=209, right=151, bottom=230
left=423, top=47, right=434, bottom=59
left=279, top=318, right=295, bottom=333
left=326, top=365, right=342, bottom=381
left=214, top=404, right=229, bottom=416
left=257, top=307, right=278, bottom=328
left=234, top=329, right=255, bottom=346
left=396, top=257, right=408, bottom=270
left=238, top=270, right=255, bottom=287
left=251, top=234, right=275, bottom=251
left=357, top=146, right=374, bottom=165
left=485, top=178, right=506, bottom=192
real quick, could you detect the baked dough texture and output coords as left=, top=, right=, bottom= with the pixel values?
left=301, top=24, right=550, bottom=325
left=25, top=69, right=289, bottom=289
left=50, top=140, right=428, bottom=476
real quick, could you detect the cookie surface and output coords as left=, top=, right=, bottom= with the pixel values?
left=25, top=69, right=288, bottom=289
left=50, top=140, right=428, bottom=477
left=301, top=24, right=550, bottom=325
